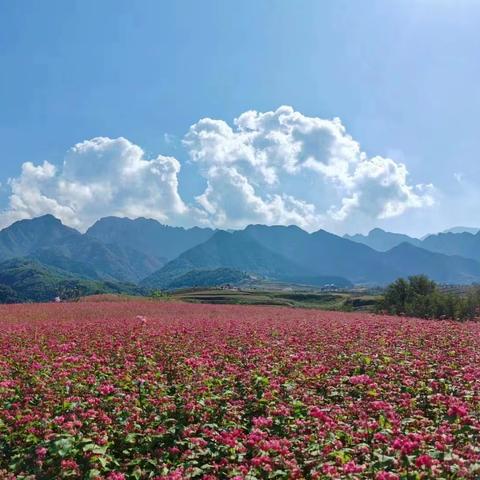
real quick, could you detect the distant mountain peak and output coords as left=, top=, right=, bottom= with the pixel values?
left=87, top=216, right=214, bottom=261
left=33, top=213, right=59, bottom=221
left=245, top=224, right=304, bottom=233
left=12, top=214, right=65, bottom=228
left=312, top=228, right=336, bottom=236
left=0, top=215, right=80, bottom=263
left=344, top=229, right=420, bottom=252
left=441, top=226, right=479, bottom=235
left=388, top=241, right=420, bottom=252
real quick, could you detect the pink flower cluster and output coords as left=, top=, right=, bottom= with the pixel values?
left=0, top=300, right=479, bottom=478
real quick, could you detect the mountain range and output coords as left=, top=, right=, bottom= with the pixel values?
left=0, top=215, right=164, bottom=283
left=345, top=227, right=480, bottom=262
left=86, top=216, right=214, bottom=261
left=1, top=215, right=480, bottom=302
left=344, top=228, right=422, bottom=252
left=144, top=225, right=480, bottom=288
left=442, top=226, right=480, bottom=235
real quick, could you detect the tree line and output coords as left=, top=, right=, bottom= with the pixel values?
left=378, top=275, right=480, bottom=321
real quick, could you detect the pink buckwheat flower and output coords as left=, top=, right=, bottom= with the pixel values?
left=107, top=473, right=126, bottom=480
left=415, top=454, right=434, bottom=469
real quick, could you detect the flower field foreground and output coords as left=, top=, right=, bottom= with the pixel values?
left=0, top=301, right=479, bottom=479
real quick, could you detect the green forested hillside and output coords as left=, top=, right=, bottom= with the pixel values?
left=32, top=235, right=164, bottom=283
left=0, top=258, right=141, bottom=302
left=164, top=268, right=251, bottom=290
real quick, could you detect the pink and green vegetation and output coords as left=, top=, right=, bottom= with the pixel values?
left=0, top=301, right=479, bottom=479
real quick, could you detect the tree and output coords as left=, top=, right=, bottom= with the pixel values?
left=0, top=284, right=20, bottom=304
left=408, top=275, right=436, bottom=297
left=380, top=276, right=480, bottom=321
left=382, top=277, right=411, bottom=315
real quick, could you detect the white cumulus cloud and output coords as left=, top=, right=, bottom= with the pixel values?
left=195, top=165, right=321, bottom=230
left=0, top=137, right=190, bottom=230
left=0, top=106, right=434, bottom=232
left=184, top=105, right=434, bottom=231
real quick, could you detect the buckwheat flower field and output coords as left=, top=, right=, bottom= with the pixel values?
left=0, top=301, right=479, bottom=479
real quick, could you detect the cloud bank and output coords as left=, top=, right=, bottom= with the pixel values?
left=2, top=137, right=189, bottom=230
left=0, top=106, right=434, bottom=232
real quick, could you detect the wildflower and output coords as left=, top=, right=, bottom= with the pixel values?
left=107, top=473, right=126, bottom=480
left=99, top=383, right=116, bottom=395
left=349, top=374, right=372, bottom=385
left=376, top=472, right=399, bottom=480
left=35, top=447, right=47, bottom=459
left=309, top=406, right=331, bottom=422
left=60, top=459, right=79, bottom=472
left=415, top=454, right=434, bottom=469
left=343, top=461, right=364, bottom=474
left=252, top=416, right=273, bottom=428
left=448, top=403, right=468, bottom=418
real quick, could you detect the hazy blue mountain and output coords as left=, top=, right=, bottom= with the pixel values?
left=249, top=225, right=480, bottom=284
left=141, top=229, right=352, bottom=289
left=244, top=225, right=396, bottom=284
left=141, top=230, right=305, bottom=288
left=144, top=225, right=480, bottom=287
left=420, top=231, right=480, bottom=262
left=344, top=228, right=421, bottom=252
left=442, top=226, right=479, bottom=235
left=87, top=216, right=214, bottom=261
left=380, top=243, right=480, bottom=285
left=345, top=227, right=480, bottom=266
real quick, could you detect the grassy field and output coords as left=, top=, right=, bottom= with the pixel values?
left=168, top=287, right=381, bottom=311
left=76, top=282, right=383, bottom=312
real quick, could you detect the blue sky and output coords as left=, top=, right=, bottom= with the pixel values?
left=1, top=0, right=479, bottom=235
